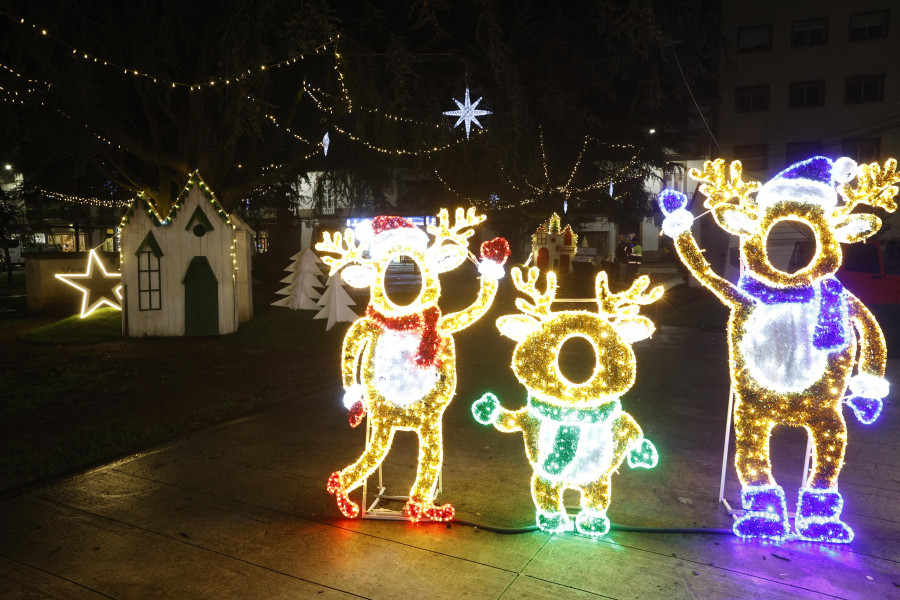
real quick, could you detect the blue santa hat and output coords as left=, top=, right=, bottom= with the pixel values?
left=756, top=156, right=857, bottom=209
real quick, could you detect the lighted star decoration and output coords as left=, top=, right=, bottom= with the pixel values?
left=443, top=87, right=491, bottom=139
left=55, top=248, right=124, bottom=317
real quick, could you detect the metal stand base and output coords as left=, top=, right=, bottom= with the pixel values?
left=718, top=385, right=812, bottom=520
left=359, top=417, right=444, bottom=521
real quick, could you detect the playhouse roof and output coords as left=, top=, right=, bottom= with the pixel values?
left=120, top=171, right=234, bottom=230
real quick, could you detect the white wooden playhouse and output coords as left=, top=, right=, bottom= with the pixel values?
left=119, top=172, right=254, bottom=336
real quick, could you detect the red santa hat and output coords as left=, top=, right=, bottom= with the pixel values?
left=368, top=215, right=429, bottom=259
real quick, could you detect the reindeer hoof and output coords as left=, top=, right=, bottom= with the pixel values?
left=536, top=510, right=570, bottom=533
left=403, top=497, right=455, bottom=522
left=327, top=471, right=360, bottom=518
left=733, top=484, right=789, bottom=540
left=575, top=509, right=610, bottom=537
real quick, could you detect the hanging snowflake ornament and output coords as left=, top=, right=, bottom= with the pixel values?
left=443, top=87, right=491, bottom=139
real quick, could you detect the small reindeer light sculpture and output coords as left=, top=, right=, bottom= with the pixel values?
left=472, top=267, right=661, bottom=536
left=659, top=156, right=899, bottom=542
left=316, top=208, right=509, bottom=522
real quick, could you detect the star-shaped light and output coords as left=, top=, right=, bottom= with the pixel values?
left=443, top=87, right=491, bottom=139
left=55, top=249, right=124, bottom=317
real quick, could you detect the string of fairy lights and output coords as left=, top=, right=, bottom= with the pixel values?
left=302, top=82, right=444, bottom=130
left=0, top=60, right=51, bottom=87
left=1, top=9, right=652, bottom=209
left=490, top=135, right=644, bottom=210
left=0, top=10, right=338, bottom=91
left=2, top=12, right=488, bottom=165
left=35, top=187, right=131, bottom=208
left=302, top=84, right=486, bottom=156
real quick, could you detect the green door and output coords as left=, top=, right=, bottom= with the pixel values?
left=183, top=256, right=219, bottom=336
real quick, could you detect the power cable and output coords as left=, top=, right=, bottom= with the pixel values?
left=450, top=518, right=733, bottom=535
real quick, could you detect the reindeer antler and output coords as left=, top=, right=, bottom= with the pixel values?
left=837, top=158, right=900, bottom=215
left=596, top=272, right=663, bottom=318
left=315, top=229, right=368, bottom=275
left=426, top=207, right=486, bottom=248
left=511, top=266, right=556, bottom=318
left=690, top=159, right=760, bottom=209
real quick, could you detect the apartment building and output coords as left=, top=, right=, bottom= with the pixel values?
left=719, top=1, right=898, bottom=184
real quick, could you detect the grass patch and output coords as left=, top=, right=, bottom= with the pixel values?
left=0, top=269, right=26, bottom=295
left=19, top=307, right=122, bottom=344
left=224, top=304, right=349, bottom=352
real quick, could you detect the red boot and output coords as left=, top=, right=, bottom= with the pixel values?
left=403, top=496, right=455, bottom=522
left=327, top=472, right=360, bottom=518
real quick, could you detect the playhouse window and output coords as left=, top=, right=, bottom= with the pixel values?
left=138, top=250, right=161, bottom=310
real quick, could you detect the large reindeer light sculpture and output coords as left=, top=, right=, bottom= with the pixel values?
left=316, top=208, right=509, bottom=522
left=659, top=156, right=899, bottom=543
left=472, top=267, right=661, bottom=536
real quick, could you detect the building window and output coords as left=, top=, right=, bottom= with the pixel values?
left=849, top=10, right=889, bottom=41
left=788, top=80, right=825, bottom=108
left=256, top=230, right=268, bottom=253
left=733, top=144, right=769, bottom=172
left=735, top=85, right=770, bottom=112
left=136, top=231, right=163, bottom=311
left=737, top=25, right=772, bottom=52
left=792, top=18, right=828, bottom=47
left=535, top=232, right=547, bottom=245
left=845, top=74, right=885, bottom=103
left=841, top=138, right=881, bottom=164
left=138, top=250, right=161, bottom=310
left=785, top=141, right=823, bottom=166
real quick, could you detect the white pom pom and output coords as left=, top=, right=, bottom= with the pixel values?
left=478, top=260, right=505, bottom=280
left=848, top=374, right=889, bottom=399
left=832, top=157, right=857, bottom=184
left=343, top=383, right=366, bottom=409
left=661, top=208, right=694, bottom=237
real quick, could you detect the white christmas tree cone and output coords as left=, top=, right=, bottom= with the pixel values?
left=314, top=273, right=356, bottom=330
left=272, top=246, right=326, bottom=309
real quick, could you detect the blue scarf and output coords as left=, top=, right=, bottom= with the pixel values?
left=737, top=275, right=848, bottom=352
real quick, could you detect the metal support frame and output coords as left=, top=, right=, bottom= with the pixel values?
left=718, top=255, right=815, bottom=518
left=360, top=416, right=444, bottom=520
left=718, top=384, right=813, bottom=518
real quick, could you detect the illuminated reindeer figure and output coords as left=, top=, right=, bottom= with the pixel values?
left=316, top=208, right=509, bottom=522
left=659, top=156, right=899, bottom=542
left=472, top=267, right=660, bottom=536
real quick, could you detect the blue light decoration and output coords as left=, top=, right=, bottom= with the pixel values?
left=659, top=156, right=899, bottom=543
left=472, top=267, right=662, bottom=536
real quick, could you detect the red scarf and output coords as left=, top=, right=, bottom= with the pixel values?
left=366, top=305, right=444, bottom=367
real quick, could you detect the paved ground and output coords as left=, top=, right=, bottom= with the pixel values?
left=1, top=324, right=898, bottom=599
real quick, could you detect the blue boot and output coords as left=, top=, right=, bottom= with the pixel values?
left=795, top=488, right=854, bottom=543
left=733, top=484, right=789, bottom=540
